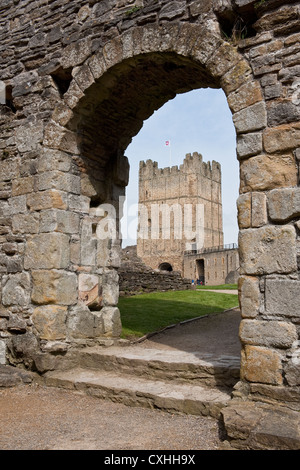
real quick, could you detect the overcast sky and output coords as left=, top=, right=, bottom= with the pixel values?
left=121, top=87, right=239, bottom=248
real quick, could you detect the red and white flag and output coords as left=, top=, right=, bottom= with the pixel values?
left=165, top=140, right=170, bottom=146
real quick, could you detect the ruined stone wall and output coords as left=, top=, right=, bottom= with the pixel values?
left=119, top=246, right=191, bottom=295
left=0, top=0, right=299, bottom=413
left=137, top=152, right=223, bottom=273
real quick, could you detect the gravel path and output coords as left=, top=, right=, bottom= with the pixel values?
left=0, top=385, right=223, bottom=450
left=0, top=308, right=241, bottom=451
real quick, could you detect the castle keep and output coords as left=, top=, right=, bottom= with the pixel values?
left=137, top=152, right=224, bottom=274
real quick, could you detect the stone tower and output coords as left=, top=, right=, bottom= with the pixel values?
left=137, top=152, right=224, bottom=273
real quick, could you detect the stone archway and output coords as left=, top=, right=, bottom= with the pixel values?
left=0, top=2, right=299, bottom=445
left=41, top=23, right=255, bottom=343
left=40, top=20, right=295, bottom=389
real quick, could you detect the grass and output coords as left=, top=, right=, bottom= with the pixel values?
left=197, top=284, right=238, bottom=290
left=118, top=289, right=239, bottom=340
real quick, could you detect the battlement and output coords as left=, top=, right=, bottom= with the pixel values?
left=139, top=152, right=221, bottom=181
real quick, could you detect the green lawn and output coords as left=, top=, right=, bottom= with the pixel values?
left=197, top=284, right=238, bottom=290
left=118, top=289, right=239, bottom=340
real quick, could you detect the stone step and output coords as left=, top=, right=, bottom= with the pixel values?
left=44, top=367, right=231, bottom=418
left=77, top=346, right=240, bottom=388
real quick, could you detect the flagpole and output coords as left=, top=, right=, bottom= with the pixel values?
left=166, top=140, right=172, bottom=167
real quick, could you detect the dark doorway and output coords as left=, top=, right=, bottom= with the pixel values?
left=196, top=259, right=205, bottom=284
left=158, top=262, right=173, bottom=272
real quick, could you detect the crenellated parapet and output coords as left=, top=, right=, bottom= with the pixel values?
left=139, top=152, right=221, bottom=182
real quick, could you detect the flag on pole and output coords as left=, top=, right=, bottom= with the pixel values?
left=165, top=140, right=172, bottom=166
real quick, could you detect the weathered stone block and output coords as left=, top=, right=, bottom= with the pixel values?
left=40, top=210, right=80, bottom=234
left=68, top=194, right=90, bottom=214
left=190, top=27, right=222, bottom=66
left=8, top=195, right=27, bottom=215
left=32, top=305, right=67, bottom=340
left=237, top=193, right=251, bottom=229
left=12, top=176, right=34, bottom=196
left=67, top=304, right=96, bottom=339
left=15, top=120, right=44, bottom=152
left=159, top=2, right=186, bottom=21
left=285, top=363, right=300, bottom=386
left=96, top=238, right=110, bottom=267
left=31, top=270, right=77, bottom=305
left=12, top=213, right=39, bottom=234
left=237, top=132, right=263, bottom=159
left=103, top=37, right=124, bottom=68
left=228, top=81, right=263, bottom=114
left=51, top=102, right=74, bottom=127
left=24, top=233, right=70, bottom=269
left=38, top=149, right=72, bottom=173
left=0, top=158, right=20, bottom=181
left=254, top=4, right=299, bottom=34
left=206, top=42, right=241, bottom=78
left=70, top=235, right=80, bottom=265
left=264, top=83, right=282, bottom=100
left=0, top=340, right=6, bottom=364
left=239, top=225, right=297, bottom=275
left=73, top=64, right=95, bottom=93
left=240, top=153, right=297, bottom=192
left=252, top=192, right=267, bottom=227
left=240, top=319, right=297, bottom=349
left=102, top=269, right=119, bottom=306
left=27, top=189, right=68, bottom=211
left=80, top=219, right=97, bottom=266
left=222, top=400, right=300, bottom=450
left=241, top=345, right=283, bottom=385
left=263, top=123, right=300, bottom=154
left=61, top=37, right=92, bottom=68
left=265, top=279, right=300, bottom=318
left=100, top=306, right=122, bottom=338
left=87, top=52, right=106, bottom=80
left=233, top=102, right=267, bottom=134
left=239, top=276, right=260, bottom=318
left=7, top=314, right=27, bottom=333
left=237, top=192, right=267, bottom=229
left=268, top=188, right=300, bottom=222
left=9, top=332, right=39, bottom=369
left=36, top=171, right=80, bottom=194
left=78, top=273, right=102, bottom=308
left=221, top=61, right=253, bottom=94
left=267, top=100, right=300, bottom=127
left=63, top=79, right=85, bottom=109
left=2, top=273, right=31, bottom=307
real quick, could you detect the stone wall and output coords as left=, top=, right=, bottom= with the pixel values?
left=0, top=0, right=299, bottom=420
left=119, top=245, right=191, bottom=295
left=184, top=245, right=239, bottom=285
left=137, top=152, right=223, bottom=273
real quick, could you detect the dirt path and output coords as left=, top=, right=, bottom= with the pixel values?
left=138, top=308, right=241, bottom=357
left=0, top=309, right=241, bottom=451
left=0, top=385, right=223, bottom=450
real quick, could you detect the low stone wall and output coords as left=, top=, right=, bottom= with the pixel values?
left=119, top=246, right=191, bottom=295
left=119, top=269, right=191, bottom=296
